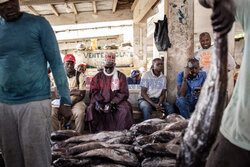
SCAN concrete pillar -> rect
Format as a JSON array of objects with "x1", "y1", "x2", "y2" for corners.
[
  {"x1": 166, "y1": 0, "x2": 194, "y2": 103},
  {"x1": 133, "y1": 23, "x2": 147, "y2": 68}
]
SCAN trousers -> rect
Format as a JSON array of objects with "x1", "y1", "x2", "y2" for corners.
[
  {"x1": 138, "y1": 98, "x2": 174, "y2": 120},
  {"x1": 0, "y1": 99, "x2": 51, "y2": 167},
  {"x1": 52, "y1": 101, "x2": 86, "y2": 134}
]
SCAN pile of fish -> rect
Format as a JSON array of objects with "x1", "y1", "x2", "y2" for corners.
[{"x1": 51, "y1": 114, "x2": 188, "y2": 167}]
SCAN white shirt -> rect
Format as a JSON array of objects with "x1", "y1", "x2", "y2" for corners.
[{"x1": 139, "y1": 70, "x2": 167, "y2": 99}]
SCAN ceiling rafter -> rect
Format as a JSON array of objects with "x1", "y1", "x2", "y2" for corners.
[
  {"x1": 26, "y1": 5, "x2": 40, "y2": 15},
  {"x1": 20, "y1": 0, "x2": 112, "y2": 6},
  {"x1": 71, "y1": 3, "x2": 78, "y2": 15},
  {"x1": 93, "y1": 1, "x2": 97, "y2": 14},
  {"x1": 49, "y1": 4, "x2": 59, "y2": 16},
  {"x1": 112, "y1": 0, "x2": 118, "y2": 13},
  {"x1": 131, "y1": 0, "x2": 138, "y2": 11}
]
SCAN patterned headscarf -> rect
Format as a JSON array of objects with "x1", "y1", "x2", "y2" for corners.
[{"x1": 103, "y1": 52, "x2": 116, "y2": 64}]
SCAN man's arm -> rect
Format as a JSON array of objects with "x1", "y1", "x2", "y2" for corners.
[
  {"x1": 158, "y1": 89, "x2": 166, "y2": 105},
  {"x1": 39, "y1": 17, "x2": 71, "y2": 105},
  {"x1": 177, "y1": 68, "x2": 190, "y2": 97},
  {"x1": 141, "y1": 87, "x2": 158, "y2": 108},
  {"x1": 70, "y1": 90, "x2": 85, "y2": 106}
]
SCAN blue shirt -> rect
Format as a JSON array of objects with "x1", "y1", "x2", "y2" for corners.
[
  {"x1": 127, "y1": 77, "x2": 141, "y2": 84},
  {"x1": 176, "y1": 70, "x2": 207, "y2": 98},
  {"x1": 0, "y1": 13, "x2": 71, "y2": 104}
]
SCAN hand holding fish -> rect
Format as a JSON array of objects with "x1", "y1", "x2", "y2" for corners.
[{"x1": 211, "y1": 0, "x2": 235, "y2": 36}]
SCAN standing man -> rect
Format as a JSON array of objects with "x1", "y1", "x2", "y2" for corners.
[
  {"x1": 175, "y1": 58, "x2": 207, "y2": 119},
  {"x1": 86, "y1": 52, "x2": 133, "y2": 132},
  {"x1": 138, "y1": 58, "x2": 174, "y2": 120},
  {"x1": 195, "y1": 32, "x2": 236, "y2": 73},
  {"x1": 52, "y1": 54, "x2": 86, "y2": 134},
  {"x1": 0, "y1": 0, "x2": 72, "y2": 167},
  {"x1": 198, "y1": 0, "x2": 250, "y2": 166}
]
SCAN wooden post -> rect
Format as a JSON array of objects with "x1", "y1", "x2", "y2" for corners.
[{"x1": 166, "y1": 0, "x2": 194, "y2": 103}]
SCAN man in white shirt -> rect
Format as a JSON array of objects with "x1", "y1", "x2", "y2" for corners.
[{"x1": 138, "y1": 58, "x2": 174, "y2": 120}]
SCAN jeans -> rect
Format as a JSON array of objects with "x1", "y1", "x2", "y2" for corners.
[
  {"x1": 138, "y1": 98, "x2": 174, "y2": 120},
  {"x1": 175, "y1": 97, "x2": 198, "y2": 119}
]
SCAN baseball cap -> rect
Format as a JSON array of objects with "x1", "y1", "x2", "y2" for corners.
[{"x1": 63, "y1": 54, "x2": 76, "y2": 63}]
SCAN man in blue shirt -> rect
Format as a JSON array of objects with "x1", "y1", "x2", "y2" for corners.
[
  {"x1": 127, "y1": 70, "x2": 141, "y2": 84},
  {"x1": 176, "y1": 58, "x2": 207, "y2": 119},
  {"x1": 0, "y1": 0, "x2": 71, "y2": 166}
]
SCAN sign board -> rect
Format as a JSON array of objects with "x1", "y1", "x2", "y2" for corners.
[{"x1": 75, "y1": 50, "x2": 134, "y2": 67}]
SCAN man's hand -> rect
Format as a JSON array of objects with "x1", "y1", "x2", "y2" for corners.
[
  {"x1": 183, "y1": 67, "x2": 191, "y2": 79},
  {"x1": 103, "y1": 103, "x2": 112, "y2": 113},
  {"x1": 211, "y1": 0, "x2": 235, "y2": 36},
  {"x1": 193, "y1": 90, "x2": 201, "y2": 96},
  {"x1": 58, "y1": 104, "x2": 72, "y2": 125},
  {"x1": 95, "y1": 102, "x2": 104, "y2": 112}
]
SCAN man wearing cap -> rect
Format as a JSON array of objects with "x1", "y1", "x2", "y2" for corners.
[
  {"x1": 86, "y1": 52, "x2": 133, "y2": 132},
  {"x1": 52, "y1": 54, "x2": 86, "y2": 134},
  {"x1": 0, "y1": 0, "x2": 71, "y2": 167}
]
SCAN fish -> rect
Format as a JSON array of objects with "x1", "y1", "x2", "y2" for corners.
[
  {"x1": 51, "y1": 130, "x2": 80, "y2": 142},
  {"x1": 65, "y1": 131, "x2": 126, "y2": 144},
  {"x1": 142, "y1": 157, "x2": 176, "y2": 167},
  {"x1": 67, "y1": 142, "x2": 133, "y2": 156},
  {"x1": 135, "y1": 131, "x2": 180, "y2": 145},
  {"x1": 163, "y1": 120, "x2": 188, "y2": 132},
  {"x1": 142, "y1": 143, "x2": 179, "y2": 157},
  {"x1": 53, "y1": 158, "x2": 93, "y2": 167},
  {"x1": 105, "y1": 135, "x2": 134, "y2": 145},
  {"x1": 176, "y1": 28, "x2": 229, "y2": 167},
  {"x1": 130, "y1": 119, "x2": 167, "y2": 135},
  {"x1": 165, "y1": 113, "x2": 186, "y2": 123},
  {"x1": 75, "y1": 148, "x2": 139, "y2": 167}
]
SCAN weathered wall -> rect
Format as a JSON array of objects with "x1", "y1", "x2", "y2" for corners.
[
  {"x1": 133, "y1": 23, "x2": 147, "y2": 68},
  {"x1": 167, "y1": 0, "x2": 194, "y2": 103}
]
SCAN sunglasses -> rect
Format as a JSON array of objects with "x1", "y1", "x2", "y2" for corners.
[{"x1": 104, "y1": 66, "x2": 114, "y2": 70}]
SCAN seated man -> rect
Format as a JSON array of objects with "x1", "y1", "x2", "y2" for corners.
[
  {"x1": 138, "y1": 58, "x2": 174, "y2": 120},
  {"x1": 86, "y1": 52, "x2": 133, "y2": 133},
  {"x1": 127, "y1": 70, "x2": 141, "y2": 84},
  {"x1": 175, "y1": 58, "x2": 207, "y2": 119},
  {"x1": 52, "y1": 54, "x2": 86, "y2": 134}
]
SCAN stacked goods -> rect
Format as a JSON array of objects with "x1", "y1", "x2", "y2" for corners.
[{"x1": 51, "y1": 114, "x2": 188, "y2": 167}]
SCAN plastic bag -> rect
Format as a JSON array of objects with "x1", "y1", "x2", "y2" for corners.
[{"x1": 154, "y1": 15, "x2": 171, "y2": 51}]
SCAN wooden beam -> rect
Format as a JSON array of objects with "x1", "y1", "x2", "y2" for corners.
[
  {"x1": 131, "y1": 0, "x2": 138, "y2": 11},
  {"x1": 71, "y1": 3, "x2": 78, "y2": 15},
  {"x1": 45, "y1": 8, "x2": 133, "y2": 26},
  {"x1": 58, "y1": 35, "x2": 120, "y2": 43},
  {"x1": 20, "y1": 0, "x2": 111, "y2": 6},
  {"x1": 49, "y1": 4, "x2": 59, "y2": 16},
  {"x1": 112, "y1": 0, "x2": 118, "y2": 13},
  {"x1": 92, "y1": 1, "x2": 97, "y2": 14},
  {"x1": 26, "y1": 5, "x2": 39, "y2": 15},
  {"x1": 133, "y1": 0, "x2": 158, "y2": 23}
]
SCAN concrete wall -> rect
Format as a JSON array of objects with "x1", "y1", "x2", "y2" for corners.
[{"x1": 166, "y1": 0, "x2": 194, "y2": 103}]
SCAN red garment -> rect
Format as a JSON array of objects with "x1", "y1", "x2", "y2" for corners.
[{"x1": 86, "y1": 71, "x2": 133, "y2": 132}]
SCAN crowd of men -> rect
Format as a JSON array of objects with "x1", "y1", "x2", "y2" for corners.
[{"x1": 1, "y1": 0, "x2": 249, "y2": 166}]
